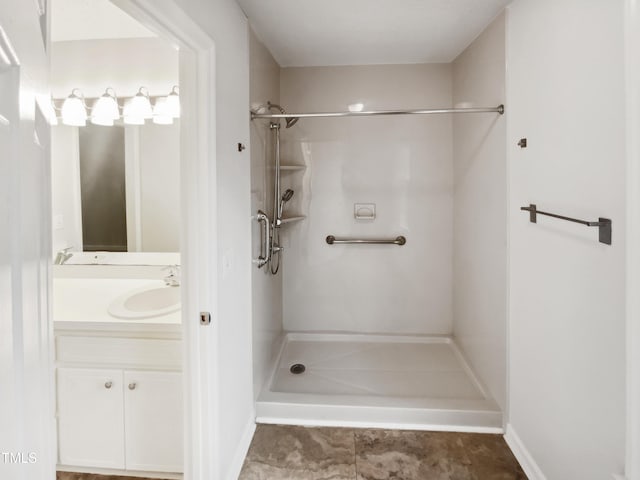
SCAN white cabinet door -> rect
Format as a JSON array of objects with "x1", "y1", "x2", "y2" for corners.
[
  {"x1": 57, "y1": 368, "x2": 125, "y2": 469},
  {"x1": 123, "y1": 370, "x2": 183, "y2": 472}
]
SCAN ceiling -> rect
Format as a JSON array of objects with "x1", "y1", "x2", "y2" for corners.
[
  {"x1": 50, "y1": 0, "x2": 156, "y2": 42},
  {"x1": 237, "y1": 0, "x2": 511, "y2": 67}
]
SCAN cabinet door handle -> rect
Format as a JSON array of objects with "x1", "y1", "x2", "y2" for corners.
[
  {"x1": 104, "y1": 381, "x2": 113, "y2": 389},
  {"x1": 128, "y1": 382, "x2": 137, "y2": 390}
]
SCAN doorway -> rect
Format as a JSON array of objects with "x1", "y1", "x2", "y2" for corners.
[{"x1": 49, "y1": 0, "x2": 217, "y2": 478}]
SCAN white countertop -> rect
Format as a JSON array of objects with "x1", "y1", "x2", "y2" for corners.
[{"x1": 53, "y1": 278, "x2": 181, "y2": 329}]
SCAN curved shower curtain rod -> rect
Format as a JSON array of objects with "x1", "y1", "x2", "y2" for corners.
[{"x1": 251, "y1": 104, "x2": 504, "y2": 120}]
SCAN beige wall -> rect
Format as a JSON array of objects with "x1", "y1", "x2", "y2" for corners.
[
  {"x1": 452, "y1": 13, "x2": 507, "y2": 411},
  {"x1": 249, "y1": 28, "x2": 283, "y2": 398},
  {"x1": 506, "y1": 0, "x2": 626, "y2": 478},
  {"x1": 172, "y1": 0, "x2": 253, "y2": 477},
  {"x1": 51, "y1": 37, "x2": 178, "y2": 98}
]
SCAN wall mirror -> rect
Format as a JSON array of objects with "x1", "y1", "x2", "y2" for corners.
[{"x1": 51, "y1": 121, "x2": 180, "y2": 264}]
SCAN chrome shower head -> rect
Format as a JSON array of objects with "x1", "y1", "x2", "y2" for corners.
[
  {"x1": 285, "y1": 117, "x2": 299, "y2": 128},
  {"x1": 266, "y1": 102, "x2": 298, "y2": 128}
]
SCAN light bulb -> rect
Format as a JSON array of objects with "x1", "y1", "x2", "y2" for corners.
[
  {"x1": 61, "y1": 89, "x2": 87, "y2": 126},
  {"x1": 123, "y1": 87, "x2": 152, "y2": 124},
  {"x1": 165, "y1": 85, "x2": 180, "y2": 118},
  {"x1": 91, "y1": 88, "x2": 119, "y2": 126},
  {"x1": 152, "y1": 97, "x2": 174, "y2": 125}
]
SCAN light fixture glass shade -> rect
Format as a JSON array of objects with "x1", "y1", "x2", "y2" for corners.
[
  {"x1": 61, "y1": 89, "x2": 87, "y2": 126},
  {"x1": 166, "y1": 86, "x2": 180, "y2": 118},
  {"x1": 91, "y1": 88, "x2": 120, "y2": 126},
  {"x1": 123, "y1": 87, "x2": 152, "y2": 124},
  {"x1": 123, "y1": 99, "x2": 145, "y2": 125},
  {"x1": 152, "y1": 97, "x2": 174, "y2": 125}
]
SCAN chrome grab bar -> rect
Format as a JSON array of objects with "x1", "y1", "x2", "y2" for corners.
[
  {"x1": 326, "y1": 235, "x2": 406, "y2": 246},
  {"x1": 253, "y1": 210, "x2": 271, "y2": 267}
]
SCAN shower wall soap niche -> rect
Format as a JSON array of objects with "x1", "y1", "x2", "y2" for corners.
[{"x1": 354, "y1": 203, "x2": 376, "y2": 221}]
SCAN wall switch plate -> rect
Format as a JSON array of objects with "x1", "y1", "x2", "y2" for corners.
[{"x1": 53, "y1": 214, "x2": 64, "y2": 230}]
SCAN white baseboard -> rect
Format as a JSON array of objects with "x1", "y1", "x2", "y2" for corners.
[
  {"x1": 504, "y1": 424, "x2": 547, "y2": 480},
  {"x1": 611, "y1": 475, "x2": 627, "y2": 480},
  {"x1": 226, "y1": 417, "x2": 256, "y2": 480}
]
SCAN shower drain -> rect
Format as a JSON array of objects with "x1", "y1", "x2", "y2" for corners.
[{"x1": 289, "y1": 363, "x2": 306, "y2": 374}]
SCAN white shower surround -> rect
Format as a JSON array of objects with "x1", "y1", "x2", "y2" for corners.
[
  {"x1": 252, "y1": 47, "x2": 508, "y2": 435},
  {"x1": 280, "y1": 63, "x2": 454, "y2": 335}
]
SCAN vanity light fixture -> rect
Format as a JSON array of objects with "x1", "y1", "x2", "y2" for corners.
[
  {"x1": 60, "y1": 88, "x2": 88, "y2": 126},
  {"x1": 90, "y1": 88, "x2": 120, "y2": 126},
  {"x1": 122, "y1": 97, "x2": 145, "y2": 125},
  {"x1": 123, "y1": 86, "x2": 153, "y2": 124},
  {"x1": 55, "y1": 86, "x2": 179, "y2": 126},
  {"x1": 152, "y1": 96, "x2": 173, "y2": 125},
  {"x1": 165, "y1": 85, "x2": 180, "y2": 118}
]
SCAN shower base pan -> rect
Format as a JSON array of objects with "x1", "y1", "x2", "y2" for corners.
[{"x1": 256, "y1": 333, "x2": 502, "y2": 433}]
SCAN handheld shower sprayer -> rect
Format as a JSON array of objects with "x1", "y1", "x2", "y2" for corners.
[{"x1": 278, "y1": 189, "x2": 294, "y2": 219}]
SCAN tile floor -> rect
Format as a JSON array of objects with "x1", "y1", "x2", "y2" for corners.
[
  {"x1": 56, "y1": 424, "x2": 527, "y2": 480},
  {"x1": 239, "y1": 425, "x2": 527, "y2": 480}
]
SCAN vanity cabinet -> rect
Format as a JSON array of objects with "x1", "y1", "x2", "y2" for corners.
[
  {"x1": 123, "y1": 370, "x2": 183, "y2": 472},
  {"x1": 57, "y1": 368, "x2": 125, "y2": 469},
  {"x1": 55, "y1": 331, "x2": 183, "y2": 475}
]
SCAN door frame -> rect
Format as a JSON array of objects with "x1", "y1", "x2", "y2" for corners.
[
  {"x1": 109, "y1": 1, "x2": 218, "y2": 478},
  {"x1": 626, "y1": 1, "x2": 640, "y2": 478}
]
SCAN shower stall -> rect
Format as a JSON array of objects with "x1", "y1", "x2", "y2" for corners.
[{"x1": 249, "y1": 34, "x2": 507, "y2": 433}]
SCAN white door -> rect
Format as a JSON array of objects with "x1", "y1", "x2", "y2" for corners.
[
  {"x1": 56, "y1": 368, "x2": 125, "y2": 469},
  {"x1": 124, "y1": 370, "x2": 183, "y2": 473},
  {"x1": 0, "y1": 38, "x2": 23, "y2": 480},
  {"x1": 0, "y1": 3, "x2": 54, "y2": 480}
]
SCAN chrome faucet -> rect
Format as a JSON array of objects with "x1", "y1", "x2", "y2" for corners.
[
  {"x1": 162, "y1": 265, "x2": 180, "y2": 287},
  {"x1": 54, "y1": 247, "x2": 74, "y2": 265}
]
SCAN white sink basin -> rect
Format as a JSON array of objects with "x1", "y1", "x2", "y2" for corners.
[{"x1": 108, "y1": 284, "x2": 181, "y2": 319}]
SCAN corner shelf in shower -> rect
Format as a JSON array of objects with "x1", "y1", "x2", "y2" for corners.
[
  {"x1": 279, "y1": 165, "x2": 306, "y2": 172},
  {"x1": 280, "y1": 215, "x2": 306, "y2": 225},
  {"x1": 277, "y1": 165, "x2": 306, "y2": 224}
]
